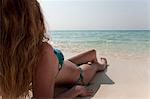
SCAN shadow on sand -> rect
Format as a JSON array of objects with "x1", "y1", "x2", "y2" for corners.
[
  {"x1": 55, "y1": 69, "x2": 114, "y2": 98},
  {"x1": 78, "y1": 69, "x2": 115, "y2": 99}
]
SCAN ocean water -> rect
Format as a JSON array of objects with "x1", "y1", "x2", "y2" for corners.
[{"x1": 49, "y1": 30, "x2": 150, "y2": 60}]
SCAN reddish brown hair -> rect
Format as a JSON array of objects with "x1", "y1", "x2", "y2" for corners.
[{"x1": 0, "y1": 0, "x2": 47, "y2": 98}]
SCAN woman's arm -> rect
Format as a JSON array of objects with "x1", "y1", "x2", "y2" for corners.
[{"x1": 32, "y1": 43, "x2": 59, "y2": 98}]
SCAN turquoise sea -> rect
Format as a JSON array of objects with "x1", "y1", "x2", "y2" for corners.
[{"x1": 50, "y1": 30, "x2": 150, "y2": 60}]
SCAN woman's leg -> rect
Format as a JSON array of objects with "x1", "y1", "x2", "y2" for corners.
[
  {"x1": 55, "y1": 59, "x2": 107, "y2": 85},
  {"x1": 68, "y1": 49, "x2": 98, "y2": 65},
  {"x1": 55, "y1": 60, "x2": 80, "y2": 85},
  {"x1": 77, "y1": 63, "x2": 102, "y2": 84}
]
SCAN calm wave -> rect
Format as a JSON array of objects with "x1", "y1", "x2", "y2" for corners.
[{"x1": 49, "y1": 30, "x2": 150, "y2": 60}]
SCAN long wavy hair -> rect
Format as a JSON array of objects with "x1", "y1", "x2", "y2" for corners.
[{"x1": 0, "y1": 0, "x2": 48, "y2": 98}]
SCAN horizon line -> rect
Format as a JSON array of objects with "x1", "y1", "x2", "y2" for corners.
[{"x1": 49, "y1": 29, "x2": 150, "y2": 31}]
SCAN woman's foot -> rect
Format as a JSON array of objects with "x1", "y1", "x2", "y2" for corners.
[{"x1": 96, "y1": 58, "x2": 108, "y2": 71}]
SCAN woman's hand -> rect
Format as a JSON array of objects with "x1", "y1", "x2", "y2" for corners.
[
  {"x1": 55, "y1": 85, "x2": 94, "y2": 98},
  {"x1": 74, "y1": 85, "x2": 94, "y2": 97}
]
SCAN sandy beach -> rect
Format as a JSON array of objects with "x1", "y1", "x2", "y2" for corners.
[
  {"x1": 64, "y1": 52, "x2": 150, "y2": 99},
  {"x1": 1, "y1": 49, "x2": 149, "y2": 99}
]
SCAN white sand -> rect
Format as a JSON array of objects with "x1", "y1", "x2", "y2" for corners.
[
  {"x1": 64, "y1": 52, "x2": 150, "y2": 99},
  {"x1": 93, "y1": 57, "x2": 150, "y2": 99}
]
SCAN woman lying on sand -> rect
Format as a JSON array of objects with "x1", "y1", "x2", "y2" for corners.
[{"x1": 0, "y1": 0, "x2": 108, "y2": 98}]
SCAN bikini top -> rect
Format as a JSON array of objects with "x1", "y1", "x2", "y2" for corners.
[{"x1": 53, "y1": 48, "x2": 64, "y2": 70}]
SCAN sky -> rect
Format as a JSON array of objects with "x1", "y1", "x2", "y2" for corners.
[{"x1": 38, "y1": 0, "x2": 150, "y2": 30}]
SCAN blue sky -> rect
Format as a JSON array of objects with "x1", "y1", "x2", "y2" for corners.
[{"x1": 38, "y1": 0, "x2": 150, "y2": 30}]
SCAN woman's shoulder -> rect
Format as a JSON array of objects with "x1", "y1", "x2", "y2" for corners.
[
  {"x1": 40, "y1": 42, "x2": 54, "y2": 53},
  {"x1": 37, "y1": 42, "x2": 58, "y2": 70},
  {"x1": 38, "y1": 42, "x2": 58, "y2": 66}
]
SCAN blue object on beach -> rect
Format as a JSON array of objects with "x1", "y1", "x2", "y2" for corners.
[{"x1": 54, "y1": 48, "x2": 64, "y2": 68}]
